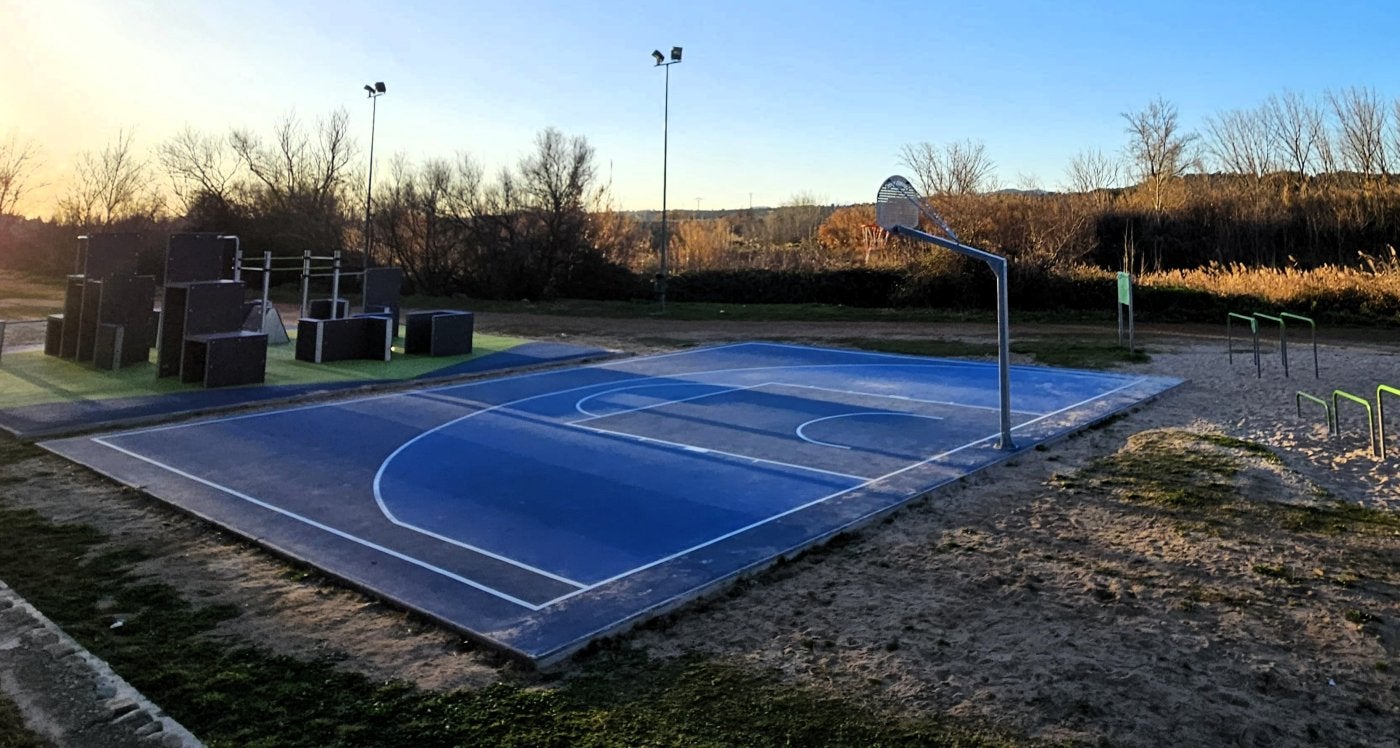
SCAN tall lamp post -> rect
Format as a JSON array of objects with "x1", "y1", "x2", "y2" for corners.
[
  {"x1": 362, "y1": 81, "x2": 386, "y2": 275},
  {"x1": 651, "y1": 46, "x2": 681, "y2": 310}
]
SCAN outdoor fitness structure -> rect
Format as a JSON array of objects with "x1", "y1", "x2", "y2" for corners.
[
  {"x1": 228, "y1": 242, "x2": 419, "y2": 364},
  {"x1": 1228, "y1": 310, "x2": 1318, "y2": 379},
  {"x1": 1228, "y1": 308, "x2": 1400, "y2": 460},
  {"x1": 1297, "y1": 384, "x2": 1400, "y2": 459},
  {"x1": 876, "y1": 175, "x2": 1013, "y2": 449},
  {"x1": 21, "y1": 232, "x2": 462, "y2": 389}
]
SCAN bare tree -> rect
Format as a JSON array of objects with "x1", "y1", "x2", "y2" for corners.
[
  {"x1": 1122, "y1": 97, "x2": 1200, "y2": 215},
  {"x1": 376, "y1": 155, "x2": 464, "y2": 292},
  {"x1": 761, "y1": 191, "x2": 831, "y2": 246},
  {"x1": 1204, "y1": 106, "x2": 1276, "y2": 184},
  {"x1": 1264, "y1": 90, "x2": 1325, "y2": 191},
  {"x1": 228, "y1": 110, "x2": 357, "y2": 250},
  {"x1": 898, "y1": 142, "x2": 939, "y2": 195},
  {"x1": 1014, "y1": 172, "x2": 1043, "y2": 192},
  {"x1": 0, "y1": 134, "x2": 41, "y2": 216},
  {"x1": 1063, "y1": 148, "x2": 1121, "y2": 203},
  {"x1": 157, "y1": 125, "x2": 240, "y2": 212},
  {"x1": 899, "y1": 139, "x2": 996, "y2": 195},
  {"x1": 58, "y1": 129, "x2": 163, "y2": 227},
  {"x1": 516, "y1": 127, "x2": 598, "y2": 292},
  {"x1": 230, "y1": 110, "x2": 356, "y2": 207},
  {"x1": 1327, "y1": 86, "x2": 1388, "y2": 178}
]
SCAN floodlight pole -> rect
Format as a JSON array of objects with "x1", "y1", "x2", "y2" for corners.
[
  {"x1": 363, "y1": 82, "x2": 386, "y2": 282},
  {"x1": 652, "y1": 46, "x2": 682, "y2": 310}
]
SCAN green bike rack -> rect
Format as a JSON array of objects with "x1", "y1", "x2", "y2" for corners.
[
  {"x1": 1227, "y1": 313, "x2": 1259, "y2": 377},
  {"x1": 1279, "y1": 312, "x2": 1318, "y2": 378},
  {"x1": 1332, "y1": 389, "x2": 1378, "y2": 458},
  {"x1": 1253, "y1": 312, "x2": 1288, "y2": 377},
  {"x1": 1378, "y1": 384, "x2": 1400, "y2": 459},
  {"x1": 1295, "y1": 391, "x2": 1333, "y2": 435}
]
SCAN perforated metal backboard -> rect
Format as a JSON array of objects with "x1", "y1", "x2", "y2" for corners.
[{"x1": 875, "y1": 175, "x2": 959, "y2": 241}]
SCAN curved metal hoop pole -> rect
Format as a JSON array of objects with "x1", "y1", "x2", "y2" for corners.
[{"x1": 875, "y1": 175, "x2": 1013, "y2": 450}]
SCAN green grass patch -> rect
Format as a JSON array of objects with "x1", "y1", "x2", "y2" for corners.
[
  {"x1": 1251, "y1": 563, "x2": 1300, "y2": 582},
  {"x1": 0, "y1": 333, "x2": 530, "y2": 410},
  {"x1": 0, "y1": 492, "x2": 1038, "y2": 747},
  {"x1": 828, "y1": 338, "x2": 1148, "y2": 369},
  {"x1": 0, "y1": 270, "x2": 64, "y2": 321},
  {"x1": 1344, "y1": 609, "x2": 1378, "y2": 626},
  {"x1": 0, "y1": 696, "x2": 51, "y2": 748},
  {"x1": 1265, "y1": 501, "x2": 1400, "y2": 535},
  {"x1": 1058, "y1": 430, "x2": 1400, "y2": 540},
  {"x1": 1055, "y1": 430, "x2": 1246, "y2": 510},
  {"x1": 832, "y1": 338, "x2": 1001, "y2": 359},
  {"x1": 454, "y1": 297, "x2": 1121, "y2": 326}
]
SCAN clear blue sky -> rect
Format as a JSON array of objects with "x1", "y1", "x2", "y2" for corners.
[{"x1": 4, "y1": 0, "x2": 1399, "y2": 216}]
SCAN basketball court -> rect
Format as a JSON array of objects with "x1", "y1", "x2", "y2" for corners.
[{"x1": 43, "y1": 341, "x2": 1179, "y2": 665}]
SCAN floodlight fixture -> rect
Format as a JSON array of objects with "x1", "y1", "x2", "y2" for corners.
[
  {"x1": 651, "y1": 44, "x2": 683, "y2": 310},
  {"x1": 363, "y1": 80, "x2": 388, "y2": 287}
]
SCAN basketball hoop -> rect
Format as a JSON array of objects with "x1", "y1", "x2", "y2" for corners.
[{"x1": 875, "y1": 175, "x2": 1015, "y2": 450}]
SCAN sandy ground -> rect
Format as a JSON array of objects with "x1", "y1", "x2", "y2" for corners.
[{"x1": 1, "y1": 314, "x2": 1397, "y2": 746}]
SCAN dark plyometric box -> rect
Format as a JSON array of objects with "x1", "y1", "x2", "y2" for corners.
[
  {"x1": 157, "y1": 281, "x2": 248, "y2": 378},
  {"x1": 306, "y1": 298, "x2": 349, "y2": 320},
  {"x1": 76, "y1": 281, "x2": 103, "y2": 361},
  {"x1": 93, "y1": 324, "x2": 123, "y2": 371},
  {"x1": 58, "y1": 276, "x2": 85, "y2": 359},
  {"x1": 295, "y1": 315, "x2": 393, "y2": 363},
  {"x1": 92, "y1": 323, "x2": 151, "y2": 371},
  {"x1": 404, "y1": 310, "x2": 473, "y2": 357},
  {"x1": 165, "y1": 233, "x2": 227, "y2": 284},
  {"x1": 45, "y1": 315, "x2": 64, "y2": 356},
  {"x1": 181, "y1": 331, "x2": 268, "y2": 388},
  {"x1": 76, "y1": 276, "x2": 156, "y2": 365},
  {"x1": 80, "y1": 233, "x2": 141, "y2": 280},
  {"x1": 363, "y1": 267, "x2": 403, "y2": 334}
]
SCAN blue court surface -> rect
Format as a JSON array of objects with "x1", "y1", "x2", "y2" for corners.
[{"x1": 43, "y1": 342, "x2": 1180, "y2": 665}]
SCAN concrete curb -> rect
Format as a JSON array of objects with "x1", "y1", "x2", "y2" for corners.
[{"x1": 0, "y1": 580, "x2": 203, "y2": 747}]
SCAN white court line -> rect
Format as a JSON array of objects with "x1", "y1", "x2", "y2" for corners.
[
  {"x1": 794, "y1": 412, "x2": 944, "y2": 449},
  {"x1": 566, "y1": 422, "x2": 873, "y2": 482},
  {"x1": 572, "y1": 382, "x2": 765, "y2": 421},
  {"x1": 91, "y1": 437, "x2": 551, "y2": 611},
  {"x1": 91, "y1": 341, "x2": 765, "y2": 440},
  {"x1": 95, "y1": 341, "x2": 1153, "y2": 610},
  {"x1": 97, "y1": 344, "x2": 987, "y2": 441},
  {"x1": 537, "y1": 375, "x2": 1156, "y2": 608},
  {"x1": 774, "y1": 381, "x2": 1046, "y2": 416}
]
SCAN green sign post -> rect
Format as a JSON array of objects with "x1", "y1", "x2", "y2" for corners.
[{"x1": 1116, "y1": 271, "x2": 1134, "y2": 353}]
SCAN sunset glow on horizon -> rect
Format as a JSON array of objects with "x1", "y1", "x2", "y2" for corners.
[{"x1": 5, "y1": 0, "x2": 1400, "y2": 218}]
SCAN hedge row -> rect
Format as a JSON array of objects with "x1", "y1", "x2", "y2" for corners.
[
  {"x1": 652, "y1": 268, "x2": 1253, "y2": 322},
  {"x1": 563, "y1": 265, "x2": 1398, "y2": 325}
]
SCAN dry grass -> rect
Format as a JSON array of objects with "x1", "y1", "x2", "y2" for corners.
[
  {"x1": 0, "y1": 270, "x2": 64, "y2": 321},
  {"x1": 1139, "y1": 252, "x2": 1400, "y2": 309}
]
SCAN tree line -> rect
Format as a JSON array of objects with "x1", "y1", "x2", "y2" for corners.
[{"x1": 4, "y1": 86, "x2": 1400, "y2": 301}]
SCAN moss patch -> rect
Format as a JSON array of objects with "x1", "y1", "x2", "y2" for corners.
[{"x1": 0, "y1": 696, "x2": 52, "y2": 748}]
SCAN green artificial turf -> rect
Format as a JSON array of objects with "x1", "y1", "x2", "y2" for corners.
[{"x1": 0, "y1": 333, "x2": 530, "y2": 410}]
